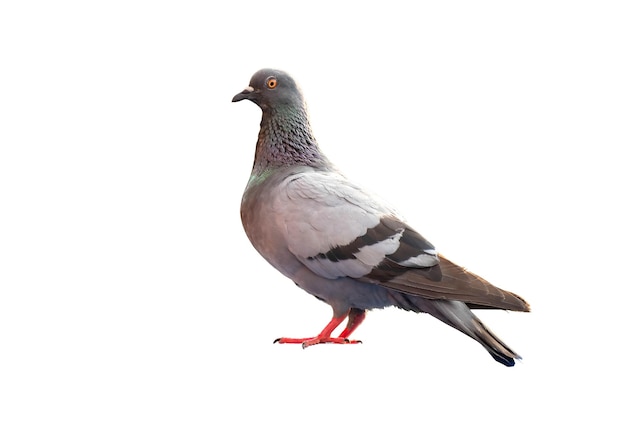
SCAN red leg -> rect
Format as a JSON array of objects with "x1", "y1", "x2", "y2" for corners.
[
  {"x1": 338, "y1": 308, "x2": 366, "y2": 339},
  {"x1": 274, "y1": 308, "x2": 365, "y2": 348}
]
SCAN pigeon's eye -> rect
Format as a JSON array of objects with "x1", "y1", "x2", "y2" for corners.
[{"x1": 266, "y1": 77, "x2": 278, "y2": 89}]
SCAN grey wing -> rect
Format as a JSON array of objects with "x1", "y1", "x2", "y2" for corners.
[
  {"x1": 276, "y1": 170, "x2": 530, "y2": 312},
  {"x1": 276, "y1": 170, "x2": 439, "y2": 280}
]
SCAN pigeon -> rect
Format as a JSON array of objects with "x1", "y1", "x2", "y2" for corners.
[{"x1": 232, "y1": 68, "x2": 530, "y2": 366}]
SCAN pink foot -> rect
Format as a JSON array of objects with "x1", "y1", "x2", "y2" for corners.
[
  {"x1": 273, "y1": 309, "x2": 366, "y2": 348},
  {"x1": 274, "y1": 336, "x2": 362, "y2": 348}
]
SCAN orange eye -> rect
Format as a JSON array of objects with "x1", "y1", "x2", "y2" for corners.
[{"x1": 266, "y1": 77, "x2": 278, "y2": 89}]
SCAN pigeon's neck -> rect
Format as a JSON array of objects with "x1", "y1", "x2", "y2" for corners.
[{"x1": 252, "y1": 104, "x2": 329, "y2": 174}]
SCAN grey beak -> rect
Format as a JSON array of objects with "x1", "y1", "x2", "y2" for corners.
[{"x1": 232, "y1": 86, "x2": 254, "y2": 102}]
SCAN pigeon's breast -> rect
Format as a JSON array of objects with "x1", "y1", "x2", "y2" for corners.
[{"x1": 240, "y1": 169, "x2": 304, "y2": 280}]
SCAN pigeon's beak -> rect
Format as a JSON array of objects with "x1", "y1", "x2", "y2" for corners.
[{"x1": 232, "y1": 86, "x2": 255, "y2": 102}]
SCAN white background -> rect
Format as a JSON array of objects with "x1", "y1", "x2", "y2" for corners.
[{"x1": 1, "y1": 1, "x2": 625, "y2": 446}]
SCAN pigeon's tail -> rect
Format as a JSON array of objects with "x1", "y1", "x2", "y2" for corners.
[{"x1": 403, "y1": 295, "x2": 521, "y2": 367}]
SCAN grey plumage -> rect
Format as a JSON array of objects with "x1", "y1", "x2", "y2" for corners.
[{"x1": 233, "y1": 68, "x2": 530, "y2": 366}]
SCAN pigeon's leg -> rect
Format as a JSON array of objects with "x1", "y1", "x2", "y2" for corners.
[
  {"x1": 337, "y1": 308, "x2": 366, "y2": 339},
  {"x1": 274, "y1": 308, "x2": 364, "y2": 348}
]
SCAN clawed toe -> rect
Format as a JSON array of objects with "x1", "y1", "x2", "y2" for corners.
[{"x1": 274, "y1": 337, "x2": 362, "y2": 348}]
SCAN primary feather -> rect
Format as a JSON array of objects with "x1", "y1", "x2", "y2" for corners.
[{"x1": 233, "y1": 68, "x2": 529, "y2": 366}]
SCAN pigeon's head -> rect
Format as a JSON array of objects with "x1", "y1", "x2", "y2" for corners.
[{"x1": 232, "y1": 68, "x2": 304, "y2": 110}]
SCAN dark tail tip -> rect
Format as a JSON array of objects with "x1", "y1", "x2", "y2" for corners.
[{"x1": 490, "y1": 351, "x2": 518, "y2": 367}]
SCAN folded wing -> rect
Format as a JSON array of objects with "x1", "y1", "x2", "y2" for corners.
[{"x1": 277, "y1": 169, "x2": 529, "y2": 312}]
